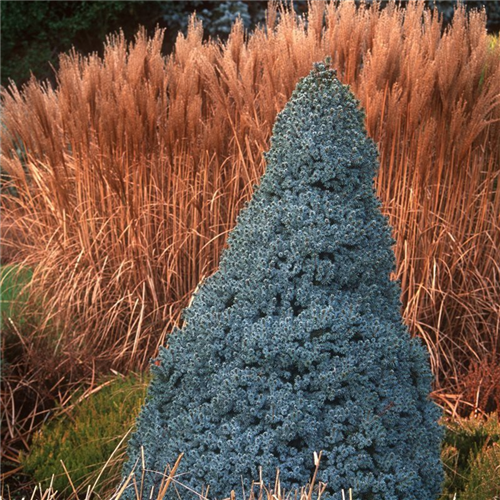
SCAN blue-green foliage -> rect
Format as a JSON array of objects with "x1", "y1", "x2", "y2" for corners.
[
  {"x1": 186, "y1": 1, "x2": 253, "y2": 37},
  {"x1": 122, "y1": 64, "x2": 443, "y2": 500},
  {"x1": 159, "y1": 1, "x2": 262, "y2": 37}
]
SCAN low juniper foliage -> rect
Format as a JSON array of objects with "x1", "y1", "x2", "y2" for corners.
[{"x1": 122, "y1": 63, "x2": 443, "y2": 500}]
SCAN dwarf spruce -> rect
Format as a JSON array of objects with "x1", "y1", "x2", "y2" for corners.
[{"x1": 122, "y1": 63, "x2": 443, "y2": 499}]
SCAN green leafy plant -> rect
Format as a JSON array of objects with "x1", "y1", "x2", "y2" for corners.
[{"x1": 21, "y1": 373, "x2": 148, "y2": 497}]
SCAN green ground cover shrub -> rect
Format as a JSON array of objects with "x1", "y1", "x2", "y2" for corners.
[
  {"x1": 21, "y1": 373, "x2": 148, "y2": 496},
  {"x1": 122, "y1": 64, "x2": 443, "y2": 500},
  {"x1": 441, "y1": 413, "x2": 500, "y2": 500}
]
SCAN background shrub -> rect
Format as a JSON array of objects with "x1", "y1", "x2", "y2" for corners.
[
  {"x1": 157, "y1": 1, "x2": 266, "y2": 39},
  {"x1": 21, "y1": 373, "x2": 148, "y2": 496},
  {"x1": 0, "y1": 0, "x2": 162, "y2": 85}
]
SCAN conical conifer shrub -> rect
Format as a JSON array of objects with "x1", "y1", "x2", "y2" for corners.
[{"x1": 122, "y1": 63, "x2": 443, "y2": 500}]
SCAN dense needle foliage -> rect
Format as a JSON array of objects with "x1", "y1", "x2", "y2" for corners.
[{"x1": 123, "y1": 64, "x2": 443, "y2": 500}]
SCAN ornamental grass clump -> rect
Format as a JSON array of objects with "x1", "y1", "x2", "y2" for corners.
[{"x1": 122, "y1": 64, "x2": 443, "y2": 500}]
